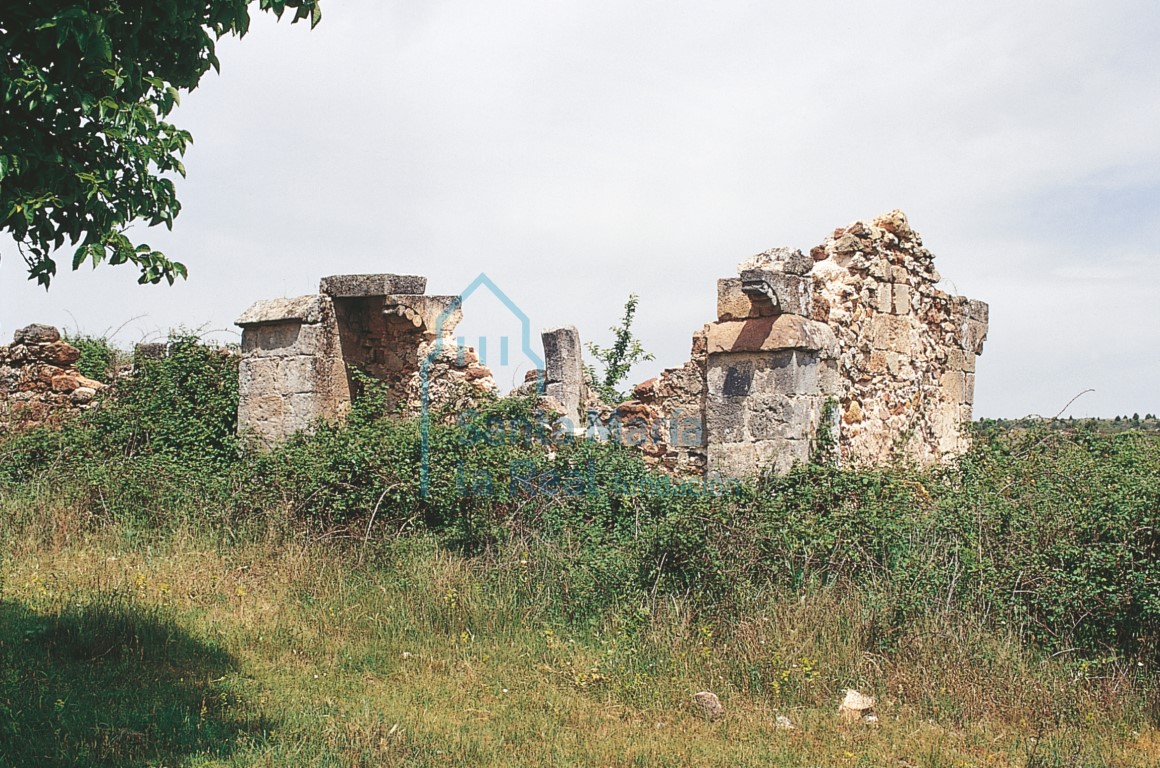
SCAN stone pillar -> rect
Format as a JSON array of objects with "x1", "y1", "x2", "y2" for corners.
[
  {"x1": 235, "y1": 295, "x2": 348, "y2": 447},
  {"x1": 703, "y1": 249, "x2": 839, "y2": 477},
  {"x1": 541, "y1": 326, "x2": 584, "y2": 427},
  {"x1": 704, "y1": 315, "x2": 838, "y2": 477}
]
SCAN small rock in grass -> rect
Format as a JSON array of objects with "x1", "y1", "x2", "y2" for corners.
[
  {"x1": 775, "y1": 714, "x2": 795, "y2": 730},
  {"x1": 838, "y1": 689, "x2": 876, "y2": 722},
  {"x1": 692, "y1": 691, "x2": 724, "y2": 721}
]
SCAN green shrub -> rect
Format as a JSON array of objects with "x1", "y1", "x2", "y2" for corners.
[
  {"x1": 934, "y1": 425, "x2": 1160, "y2": 654},
  {"x1": 0, "y1": 333, "x2": 240, "y2": 524},
  {"x1": 62, "y1": 333, "x2": 121, "y2": 382}
]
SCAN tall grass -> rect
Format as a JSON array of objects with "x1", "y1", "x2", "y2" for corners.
[{"x1": 1, "y1": 505, "x2": 1155, "y2": 767}]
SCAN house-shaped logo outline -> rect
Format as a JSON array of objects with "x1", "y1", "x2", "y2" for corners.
[{"x1": 419, "y1": 272, "x2": 546, "y2": 496}]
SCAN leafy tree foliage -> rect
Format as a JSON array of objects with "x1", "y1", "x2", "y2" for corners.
[{"x1": 0, "y1": 0, "x2": 321, "y2": 287}]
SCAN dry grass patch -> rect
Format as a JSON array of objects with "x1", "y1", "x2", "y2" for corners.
[{"x1": 2, "y1": 512, "x2": 1155, "y2": 767}]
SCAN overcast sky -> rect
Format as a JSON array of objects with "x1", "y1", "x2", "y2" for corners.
[{"x1": 3, "y1": 0, "x2": 1158, "y2": 417}]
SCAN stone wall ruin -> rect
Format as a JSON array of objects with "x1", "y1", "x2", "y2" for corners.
[
  {"x1": 605, "y1": 210, "x2": 988, "y2": 473},
  {"x1": 234, "y1": 210, "x2": 987, "y2": 476},
  {"x1": 0, "y1": 324, "x2": 107, "y2": 432},
  {"x1": 236, "y1": 274, "x2": 498, "y2": 446}
]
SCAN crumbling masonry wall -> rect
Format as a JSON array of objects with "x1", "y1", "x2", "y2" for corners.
[
  {"x1": 610, "y1": 210, "x2": 988, "y2": 474},
  {"x1": 234, "y1": 210, "x2": 987, "y2": 476},
  {"x1": 808, "y1": 210, "x2": 987, "y2": 466},
  {"x1": 0, "y1": 324, "x2": 106, "y2": 432},
  {"x1": 607, "y1": 247, "x2": 841, "y2": 477},
  {"x1": 236, "y1": 274, "x2": 497, "y2": 446}
]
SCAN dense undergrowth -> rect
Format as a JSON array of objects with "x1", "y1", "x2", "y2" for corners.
[
  {"x1": 2, "y1": 336, "x2": 1157, "y2": 662},
  {"x1": 1, "y1": 337, "x2": 1158, "y2": 765}
]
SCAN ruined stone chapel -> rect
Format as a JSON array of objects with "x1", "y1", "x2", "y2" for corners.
[{"x1": 233, "y1": 210, "x2": 988, "y2": 479}]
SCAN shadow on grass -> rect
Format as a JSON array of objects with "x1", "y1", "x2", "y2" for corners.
[{"x1": 0, "y1": 596, "x2": 269, "y2": 767}]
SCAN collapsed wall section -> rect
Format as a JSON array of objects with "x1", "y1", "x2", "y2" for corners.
[
  {"x1": 235, "y1": 274, "x2": 499, "y2": 445},
  {"x1": 322, "y1": 273, "x2": 432, "y2": 412},
  {"x1": 609, "y1": 332, "x2": 708, "y2": 475},
  {"x1": 0, "y1": 324, "x2": 107, "y2": 431},
  {"x1": 232, "y1": 212, "x2": 988, "y2": 475},
  {"x1": 809, "y1": 210, "x2": 987, "y2": 466},
  {"x1": 613, "y1": 210, "x2": 988, "y2": 477}
]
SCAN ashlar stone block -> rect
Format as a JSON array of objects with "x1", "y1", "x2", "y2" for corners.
[
  {"x1": 320, "y1": 274, "x2": 427, "y2": 298},
  {"x1": 542, "y1": 326, "x2": 584, "y2": 420}
]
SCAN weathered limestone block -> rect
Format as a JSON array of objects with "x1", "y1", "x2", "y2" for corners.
[
  {"x1": 717, "y1": 279, "x2": 773, "y2": 321},
  {"x1": 739, "y1": 246, "x2": 813, "y2": 276},
  {"x1": 320, "y1": 273, "x2": 427, "y2": 298},
  {"x1": 705, "y1": 314, "x2": 838, "y2": 355},
  {"x1": 51, "y1": 373, "x2": 81, "y2": 393},
  {"x1": 892, "y1": 284, "x2": 911, "y2": 315},
  {"x1": 71, "y1": 387, "x2": 97, "y2": 404},
  {"x1": 738, "y1": 270, "x2": 813, "y2": 317},
  {"x1": 875, "y1": 283, "x2": 893, "y2": 314},
  {"x1": 542, "y1": 326, "x2": 584, "y2": 425},
  {"x1": 942, "y1": 371, "x2": 967, "y2": 400},
  {"x1": 709, "y1": 437, "x2": 810, "y2": 478},
  {"x1": 12, "y1": 324, "x2": 60, "y2": 345},
  {"x1": 961, "y1": 318, "x2": 988, "y2": 355},
  {"x1": 945, "y1": 348, "x2": 976, "y2": 374},
  {"x1": 966, "y1": 298, "x2": 989, "y2": 324},
  {"x1": 236, "y1": 295, "x2": 348, "y2": 447},
  {"x1": 40, "y1": 341, "x2": 82, "y2": 367},
  {"x1": 237, "y1": 295, "x2": 329, "y2": 327},
  {"x1": 384, "y1": 295, "x2": 463, "y2": 341},
  {"x1": 282, "y1": 356, "x2": 327, "y2": 395},
  {"x1": 780, "y1": 249, "x2": 814, "y2": 276},
  {"x1": 867, "y1": 314, "x2": 913, "y2": 354},
  {"x1": 716, "y1": 273, "x2": 813, "y2": 321}
]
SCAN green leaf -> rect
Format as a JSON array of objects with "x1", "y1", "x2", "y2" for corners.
[{"x1": 1, "y1": 0, "x2": 324, "y2": 288}]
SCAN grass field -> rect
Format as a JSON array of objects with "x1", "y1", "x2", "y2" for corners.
[{"x1": 2, "y1": 506, "x2": 1155, "y2": 767}]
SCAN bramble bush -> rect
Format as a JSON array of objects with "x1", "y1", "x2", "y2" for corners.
[
  {"x1": 0, "y1": 333, "x2": 240, "y2": 521},
  {"x1": 62, "y1": 333, "x2": 121, "y2": 382},
  {"x1": 1, "y1": 336, "x2": 1157, "y2": 660}
]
